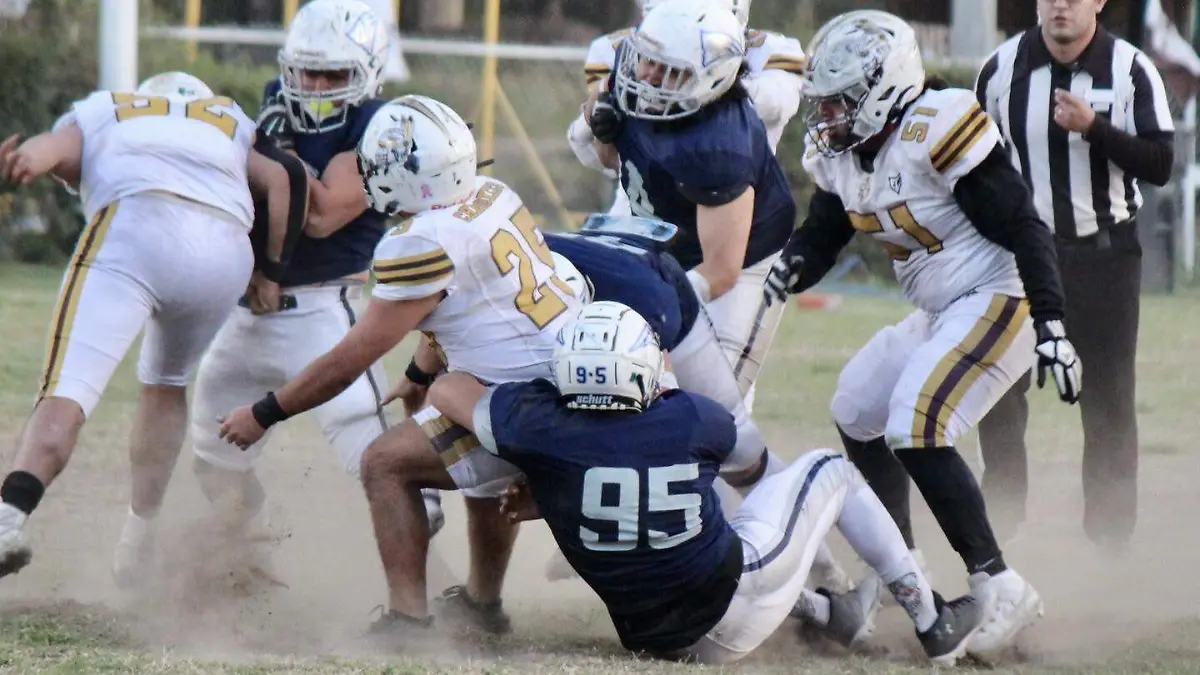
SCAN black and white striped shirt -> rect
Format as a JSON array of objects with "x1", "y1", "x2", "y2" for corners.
[{"x1": 975, "y1": 26, "x2": 1175, "y2": 239}]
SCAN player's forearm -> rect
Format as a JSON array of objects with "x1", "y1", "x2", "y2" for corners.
[
  {"x1": 953, "y1": 147, "x2": 1066, "y2": 321},
  {"x1": 304, "y1": 175, "x2": 367, "y2": 238},
  {"x1": 413, "y1": 335, "x2": 444, "y2": 375},
  {"x1": 593, "y1": 140, "x2": 619, "y2": 172},
  {"x1": 693, "y1": 188, "x2": 756, "y2": 299},
  {"x1": 784, "y1": 188, "x2": 856, "y2": 292},
  {"x1": 275, "y1": 349, "x2": 371, "y2": 419},
  {"x1": 568, "y1": 114, "x2": 616, "y2": 177},
  {"x1": 38, "y1": 127, "x2": 83, "y2": 184},
  {"x1": 1084, "y1": 120, "x2": 1174, "y2": 187}
]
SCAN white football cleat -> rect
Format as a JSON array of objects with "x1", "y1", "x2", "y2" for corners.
[
  {"x1": 808, "y1": 545, "x2": 853, "y2": 594},
  {"x1": 0, "y1": 504, "x2": 31, "y2": 580},
  {"x1": 965, "y1": 568, "x2": 1044, "y2": 662},
  {"x1": 422, "y1": 489, "x2": 445, "y2": 538}
]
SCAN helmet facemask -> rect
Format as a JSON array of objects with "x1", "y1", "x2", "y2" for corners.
[{"x1": 279, "y1": 61, "x2": 370, "y2": 133}]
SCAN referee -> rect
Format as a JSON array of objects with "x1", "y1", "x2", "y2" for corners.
[{"x1": 974, "y1": 0, "x2": 1175, "y2": 550}]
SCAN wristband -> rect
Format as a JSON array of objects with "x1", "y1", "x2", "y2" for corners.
[
  {"x1": 251, "y1": 391, "x2": 291, "y2": 430},
  {"x1": 258, "y1": 259, "x2": 287, "y2": 284},
  {"x1": 406, "y1": 358, "x2": 438, "y2": 387},
  {"x1": 686, "y1": 269, "x2": 713, "y2": 304}
]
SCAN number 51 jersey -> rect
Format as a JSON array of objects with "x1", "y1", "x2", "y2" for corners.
[
  {"x1": 803, "y1": 88, "x2": 1025, "y2": 314},
  {"x1": 371, "y1": 176, "x2": 584, "y2": 384},
  {"x1": 60, "y1": 90, "x2": 256, "y2": 229}
]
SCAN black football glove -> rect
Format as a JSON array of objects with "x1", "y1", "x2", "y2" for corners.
[
  {"x1": 763, "y1": 253, "x2": 804, "y2": 307},
  {"x1": 256, "y1": 93, "x2": 296, "y2": 151},
  {"x1": 589, "y1": 92, "x2": 625, "y2": 145},
  {"x1": 1034, "y1": 319, "x2": 1081, "y2": 404}
]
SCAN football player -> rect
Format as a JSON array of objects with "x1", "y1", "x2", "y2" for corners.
[
  {"x1": 424, "y1": 301, "x2": 985, "y2": 666},
  {"x1": 586, "y1": 0, "x2": 794, "y2": 416},
  {"x1": 217, "y1": 95, "x2": 584, "y2": 636},
  {"x1": 156, "y1": 0, "x2": 425, "y2": 588},
  {"x1": 568, "y1": 0, "x2": 806, "y2": 215},
  {"x1": 0, "y1": 71, "x2": 300, "y2": 582},
  {"x1": 763, "y1": 12, "x2": 1081, "y2": 663},
  {"x1": 535, "y1": 219, "x2": 847, "y2": 591}
]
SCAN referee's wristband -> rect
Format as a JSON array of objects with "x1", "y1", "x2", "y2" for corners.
[
  {"x1": 251, "y1": 391, "x2": 291, "y2": 430},
  {"x1": 406, "y1": 358, "x2": 438, "y2": 387}
]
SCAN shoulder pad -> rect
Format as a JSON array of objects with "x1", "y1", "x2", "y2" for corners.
[
  {"x1": 371, "y1": 223, "x2": 455, "y2": 301},
  {"x1": 897, "y1": 88, "x2": 999, "y2": 182},
  {"x1": 747, "y1": 29, "x2": 807, "y2": 75}
]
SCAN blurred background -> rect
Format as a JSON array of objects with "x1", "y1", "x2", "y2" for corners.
[{"x1": 0, "y1": 0, "x2": 1196, "y2": 292}]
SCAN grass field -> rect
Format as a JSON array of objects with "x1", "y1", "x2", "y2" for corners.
[{"x1": 0, "y1": 262, "x2": 1197, "y2": 674}]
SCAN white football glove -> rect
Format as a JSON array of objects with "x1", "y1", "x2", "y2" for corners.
[
  {"x1": 763, "y1": 254, "x2": 802, "y2": 307},
  {"x1": 1034, "y1": 319, "x2": 1081, "y2": 404}
]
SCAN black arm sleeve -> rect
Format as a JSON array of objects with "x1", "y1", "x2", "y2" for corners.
[
  {"x1": 783, "y1": 187, "x2": 857, "y2": 293},
  {"x1": 1083, "y1": 119, "x2": 1174, "y2": 187},
  {"x1": 252, "y1": 138, "x2": 310, "y2": 280},
  {"x1": 953, "y1": 146, "x2": 1066, "y2": 322}
]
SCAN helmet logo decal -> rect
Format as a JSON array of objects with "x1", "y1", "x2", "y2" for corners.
[
  {"x1": 700, "y1": 30, "x2": 743, "y2": 68},
  {"x1": 345, "y1": 11, "x2": 383, "y2": 59}
]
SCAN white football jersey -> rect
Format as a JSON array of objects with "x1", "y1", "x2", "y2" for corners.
[
  {"x1": 803, "y1": 88, "x2": 1024, "y2": 314},
  {"x1": 62, "y1": 90, "x2": 255, "y2": 228},
  {"x1": 371, "y1": 176, "x2": 584, "y2": 384},
  {"x1": 583, "y1": 27, "x2": 805, "y2": 151}
]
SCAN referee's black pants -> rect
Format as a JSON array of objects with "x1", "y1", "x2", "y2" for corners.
[{"x1": 978, "y1": 222, "x2": 1141, "y2": 547}]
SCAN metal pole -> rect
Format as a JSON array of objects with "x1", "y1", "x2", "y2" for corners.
[
  {"x1": 950, "y1": 0, "x2": 998, "y2": 61},
  {"x1": 284, "y1": 0, "x2": 300, "y2": 28},
  {"x1": 495, "y1": 83, "x2": 573, "y2": 228},
  {"x1": 185, "y1": 0, "x2": 202, "y2": 64},
  {"x1": 479, "y1": 0, "x2": 500, "y2": 176},
  {"x1": 99, "y1": 0, "x2": 138, "y2": 92}
]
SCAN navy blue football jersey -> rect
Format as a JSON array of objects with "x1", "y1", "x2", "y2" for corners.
[
  {"x1": 258, "y1": 80, "x2": 388, "y2": 287},
  {"x1": 484, "y1": 380, "x2": 741, "y2": 651},
  {"x1": 545, "y1": 231, "x2": 698, "y2": 351},
  {"x1": 607, "y1": 65, "x2": 797, "y2": 270}
]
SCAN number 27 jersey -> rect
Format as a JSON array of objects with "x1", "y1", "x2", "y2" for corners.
[
  {"x1": 371, "y1": 177, "x2": 584, "y2": 384},
  {"x1": 803, "y1": 88, "x2": 1025, "y2": 313}
]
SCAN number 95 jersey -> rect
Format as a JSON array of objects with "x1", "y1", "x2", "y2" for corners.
[
  {"x1": 803, "y1": 88, "x2": 1025, "y2": 314},
  {"x1": 370, "y1": 176, "x2": 584, "y2": 384},
  {"x1": 58, "y1": 90, "x2": 255, "y2": 229}
]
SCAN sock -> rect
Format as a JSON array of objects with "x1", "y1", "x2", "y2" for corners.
[
  {"x1": 895, "y1": 446, "x2": 1006, "y2": 576},
  {"x1": 796, "y1": 588, "x2": 831, "y2": 626},
  {"x1": 838, "y1": 427, "x2": 915, "y2": 549},
  {"x1": 0, "y1": 471, "x2": 45, "y2": 516},
  {"x1": 119, "y1": 507, "x2": 155, "y2": 544},
  {"x1": 837, "y1": 482, "x2": 939, "y2": 632}
]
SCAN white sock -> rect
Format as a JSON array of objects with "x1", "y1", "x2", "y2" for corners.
[
  {"x1": 837, "y1": 484, "x2": 938, "y2": 632},
  {"x1": 120, "y1": 507, "x2": 155, "y2": 544},
  {"x1": 797, "y1": 588, "x2": 831, "y2": 626}
]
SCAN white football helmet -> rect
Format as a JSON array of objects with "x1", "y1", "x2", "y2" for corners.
[
  {"x1": 357, "y1": 95, "x2": 476, "y2": 217},
  {"x1": 278, "y1": 0, "x2": 389, "y2": 133},
  {"x1": 614, "y1": 0, "x2": 746, "y2": 121},
  {"x1": 641, "y1": 0, "x2": 749, "y2": 30},
  {"x1": 553, "y1": 301, "x2": 664, "y2": 412},
  {"x1": 802, "y1": 10, "x2": 924, "y2": 157},
  {"x1": 551, "y1": 251, "x2": 594, "y2": 304},
  {"x1": 135, "y1": 71, "x2": 213, "y2": 100}
]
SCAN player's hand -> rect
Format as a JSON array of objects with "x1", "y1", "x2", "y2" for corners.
[
  {"x1": 218, "y1": 405, "x2": 267, "y2": 450},
  {"x1": 257, "y1": 93, "x2": 296, "y2": 151},
  {"x1": 0, "y1": 133, "x2": 57, "y2": 186},
  {"x1": 589, "y1": 92, "x2": 624, "y2": 145},
  {"x1": 499, "y1": 480, "x2": 540, "y2": 524},
  {"x1": 383, "y1": 378, "x2": 428, "y2": 417},
  {"x1": 1035, "y1": 319, "x2": 1081, "y2": 404},
  {"x1": 245, "y1": 271, "x2": 283, "y2": 315},
  {"x1": 763, "y1": 253, "x2": 803, "y2": 307},
  {"x1": 1052, "y1": 89, "x2": 1096, "y2": 135}
]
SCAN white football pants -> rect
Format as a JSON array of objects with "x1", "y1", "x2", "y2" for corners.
[
  {"x1": 704, "y1": 253, "x2": 787, "y2": 403},
  {"x1": 684, "y1": 450, "x2": 861, "y2": 662},
  {"x1": 190, "y1": 284, "x2": 390, "y2": 479},
  {"x1": 38, "y1": 193, "x2": 252, "y2": 417},
  {"x1": 832, "y1": 293, "x2": 1034, "y2": 450}
]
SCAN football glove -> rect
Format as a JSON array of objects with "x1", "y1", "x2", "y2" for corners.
[
  {"x1": 256, "y1": 93, "x2": 295, "y2": 151},
  {"x1": 589, "y1": 92, "x2": 624, "y2": 145},
  {"x1": 1034, "y1": 319, "x2": 1081, "y2": 404},
  {"x1": 763, "y1": 253, "x2": 803, "y2": 307}
]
